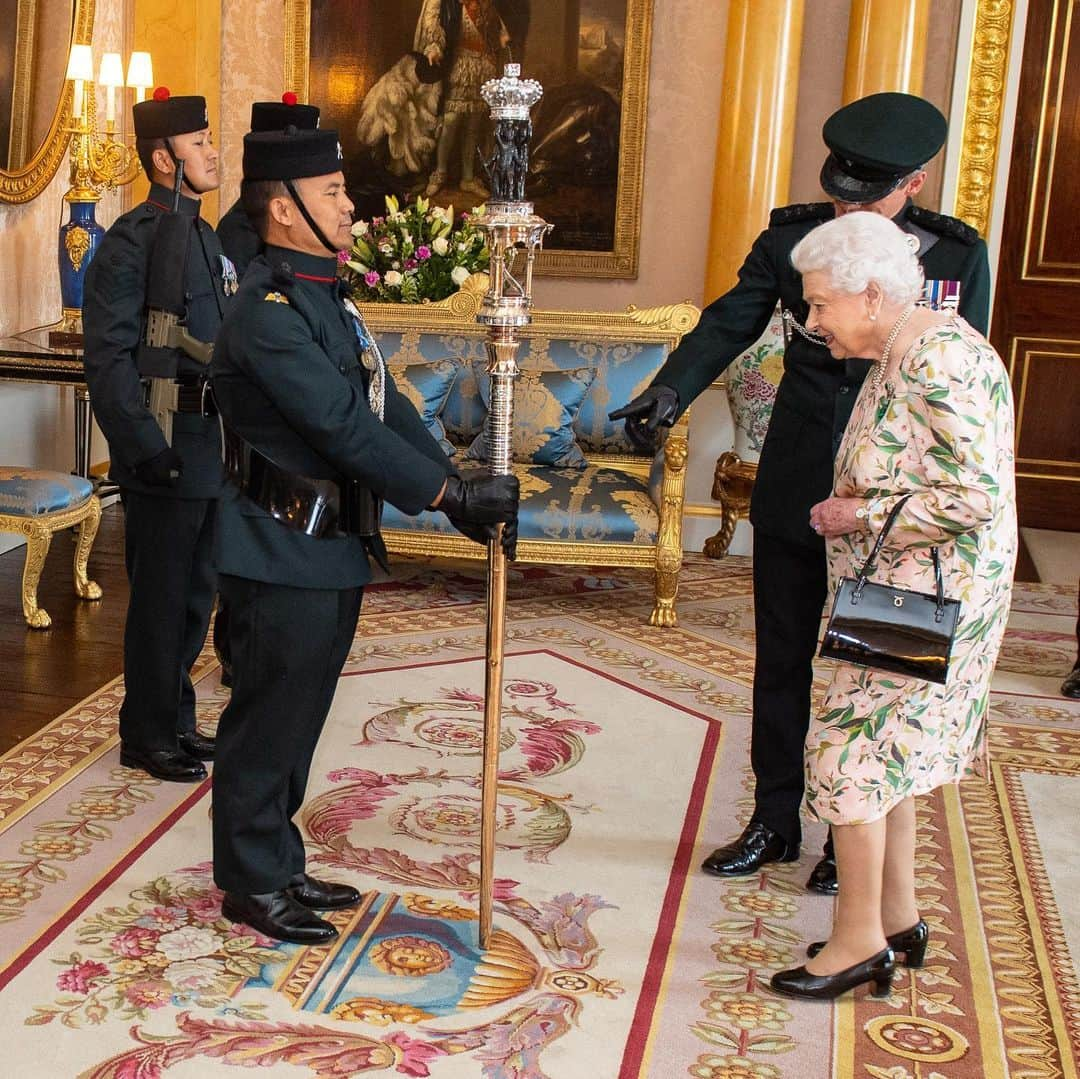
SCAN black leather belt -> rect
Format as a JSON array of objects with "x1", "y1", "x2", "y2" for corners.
[{"x1": 223, "y1": 427, "x2": 381, "y2": 540}]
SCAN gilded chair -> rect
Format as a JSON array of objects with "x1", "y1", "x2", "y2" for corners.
[{"x1": 0, "y1": 468, "x2": 102, "y2": 628}]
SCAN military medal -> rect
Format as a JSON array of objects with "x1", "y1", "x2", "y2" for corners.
[
  {"x1": 919, "y1": 279, "x2": 961, "y2": 312},
  {"x1": 341, "y1": 295, "x2": 385, "y2": 418},
  {"x1": 219, "y1": 254, "x2": 239, "y2": 296}
]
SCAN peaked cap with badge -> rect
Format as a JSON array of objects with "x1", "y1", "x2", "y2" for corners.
[{"x1": 820, "y1": 92, "x2": 947, "y2": 204}]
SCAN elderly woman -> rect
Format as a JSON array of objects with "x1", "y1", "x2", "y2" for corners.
[{"x1": 769, "y1": 212, "x2": 1017, "y2": 1000}]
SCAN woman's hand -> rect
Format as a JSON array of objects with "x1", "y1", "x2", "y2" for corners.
[{"x1": 809, "y1": 497, "x2": 866, "y2": 537}]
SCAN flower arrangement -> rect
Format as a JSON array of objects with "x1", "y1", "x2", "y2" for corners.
[{"x1": 344, "y1": 194, "x2": 489, "y2": 304}]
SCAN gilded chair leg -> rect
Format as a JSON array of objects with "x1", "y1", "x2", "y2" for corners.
[
  {"x1": 651, "y1": 433, "x2": 688, "y2": 628},
  {"x1": 73, "y1": 497, "x2": 103, "y2": 601},
  {"x1": 21, "y1": 522, "x2": 53, "y2": 630}
]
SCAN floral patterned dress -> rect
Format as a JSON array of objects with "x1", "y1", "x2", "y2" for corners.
[{"x1": 804, "y1": 317, "x2": 1017, "y2": 825}]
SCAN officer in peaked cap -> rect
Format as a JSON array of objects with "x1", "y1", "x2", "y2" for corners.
[
  {"x1": 216, "y1": 92, "x2": 320, "y2": 279},
  {"x1": 83, "y1": 87, "x2": 234, "y2": 783},
  {"x1": 611, "y1": 92, "x2": 990, "y2": 895},
  {"x1": 209, "y1": 126, "x2": 519, "y2": 944}
]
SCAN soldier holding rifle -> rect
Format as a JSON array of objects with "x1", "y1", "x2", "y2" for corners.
[{"x1": 83, "y1": 88, "x2": 234, "y2": 782}]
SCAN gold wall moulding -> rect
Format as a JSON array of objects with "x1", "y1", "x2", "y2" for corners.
[
  {"x1": 0, "y1": 0, "x2": 95, "y2": 203},
  {"x1": 953, "y1": 0, "x2": 1018, "y2": 236},
  {"x1": 284, "y1": 0, "x2": 653, "y2": 279}
]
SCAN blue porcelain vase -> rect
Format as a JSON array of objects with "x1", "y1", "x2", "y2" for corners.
[{"x1": 58, "y1": 199, "x2": 105, "y2": 327}]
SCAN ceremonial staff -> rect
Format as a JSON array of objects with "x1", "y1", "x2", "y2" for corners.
[{"x1": 473, "y1": 65, "x2": 551, "y2": 947}]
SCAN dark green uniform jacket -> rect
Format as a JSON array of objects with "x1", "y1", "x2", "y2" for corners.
[
  {"x1": 82, "y1": 182, "x2": 227, "y2": 499},
  {"x1": 211, "y1": 246, "x2": 455, "y2": 590},
  {"x1": 216, "y1": 198, "x2": 263, "y2": 280},
  {"x1": 653, "y1": 200, "x2": 990, "y2": 548}
]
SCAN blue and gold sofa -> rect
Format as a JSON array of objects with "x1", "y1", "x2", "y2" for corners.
[{"x1": 361, "y1": 284, "x2": 701, "y2": 626}]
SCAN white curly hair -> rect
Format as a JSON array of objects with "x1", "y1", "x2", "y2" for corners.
[{"x1": 790, "y1": 211, "x2": 924, "y2": 305}]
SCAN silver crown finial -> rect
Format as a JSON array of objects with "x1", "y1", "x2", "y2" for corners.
[{"x1": 481, "y1": 64, "x2": 543, "y2": 120}]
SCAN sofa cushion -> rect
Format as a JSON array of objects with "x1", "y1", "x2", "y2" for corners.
[
  {"x1": 0, "y1": 468, "x2": 93, "y2": 517},
  {"x1": 386, "y1": 357, "x2": 461, "y2": 457},
  {"x1": 372, "y1": 328, "x2": 487, "y2": 445},
  {"x1": 466, "y1": 365, "x2": 596, "y2": 469},
  {"x1": 382, "y1": 462, "x2": 658, "y2": 545},
  {"x1": 518, "y1": 337, "x2": 672, "y2": 454}
]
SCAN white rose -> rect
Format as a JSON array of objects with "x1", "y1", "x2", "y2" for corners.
[
  {"x1": 350, "y1": 220, "x2": 369, "y2": 237},
  {"x1": 157, "y1": 926, "x2": 218, "y2": 961},
  {"x1": 384, "y1": 270, "x2": 403, "y2": 286},
  {"x1": 456, "y1": 242, "x2": 468, "y2": 252},
  {"x1": 432, "y1": 236, "x2": 449, "y2": 256},
  {"x1": 450, "y1": 266, "x2": 470, "y2": 286},
  {"x1": 164, "y1": 957, "x2": 225, "y2": 991},
  {"x1": 378, "y1": 243, "x2": 393, "y2": 255}
]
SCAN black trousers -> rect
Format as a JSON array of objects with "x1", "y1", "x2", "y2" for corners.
[
  {"x1": 749, "y1": 528, "x2": 828, "y2": 848},
  {"x1": 119, "y1": 491, "x2": 217, "y2": 752},
  {"x1": 212, "y1": 575, "x2": 363, "y2": 894}
]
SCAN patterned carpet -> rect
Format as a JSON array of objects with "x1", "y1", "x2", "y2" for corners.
[{"x1": 0, "y1": 555, "x2": 1077, "y2": 1079}]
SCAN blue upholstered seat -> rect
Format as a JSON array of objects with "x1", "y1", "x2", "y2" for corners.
[
  {"x1": 0, "y1": 468, "x2": 94, "y2": 517},
  {"x1": 383, "y1": 463, "x2": 658, "y2": 545}
]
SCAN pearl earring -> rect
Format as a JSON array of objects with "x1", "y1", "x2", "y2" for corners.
[{"x1": 869, "y1": 313, "x2": 877, "y2": 321}]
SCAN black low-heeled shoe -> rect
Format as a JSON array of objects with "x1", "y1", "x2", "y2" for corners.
[
  {"x1": 771, "y1": 947, "x2": 894, "y2": 1000},
  {"x1": 807, "y1": 919, "x2": 929, "y2": 969}
]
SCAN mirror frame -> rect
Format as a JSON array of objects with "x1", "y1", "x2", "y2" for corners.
[{"x1": 0, "y1": 0, "x2": 95, "y2": 204}]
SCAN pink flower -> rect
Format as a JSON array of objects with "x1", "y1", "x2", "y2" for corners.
[
  {"x1": 383, "y1": 1031, "x2": 446, "y2": 1076},
  {"x1": 372, "y1": 216, "x2": 385, "y2": 227},
  {"x1": 109, "y1": 927, "x2": 160, "y2": 957},
  {"x1": 336, "y1": 249, "x2": 349, "y2": 264},
  {"x1": 404, "y1": 257, "x2": 418, "y2": 270},
  {"x1": 124, "y1": 979, "x2": 172, "y2": 1009},
  {"x1": 364, "y1": 270, "x2": 380, "y2": 287},
  {"x1": 226, "y1": 922, "x2": 276, "y2": 947},
  {"x1": 184, "y1": 895, "x2": 223, "y2": 923},
  {"x1": 416, "y1": 245, "x2": 432, "y2": 261},
  {"x1": 56, "y1": 959, "x2": 109, "y2": 994}
]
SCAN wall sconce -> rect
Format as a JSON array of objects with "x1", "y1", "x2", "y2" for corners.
[{"x1": 57, "y1": 44, "x2": 149, "y2": 333}]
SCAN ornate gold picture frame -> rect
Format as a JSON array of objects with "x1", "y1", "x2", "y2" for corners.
[
  {"x1": 284, "y1": 0, "x2": 653, "y2": 278},
  {"x1": 0, "y1": 0, "x2": 93, "y2": 203}
]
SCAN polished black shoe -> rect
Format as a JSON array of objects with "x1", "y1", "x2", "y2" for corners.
[
  {"x1": 771, "y1": 947, "x2": 895, "y2": 999},
  {"x1": 221, "y1": 890, "x2": 338, "y2": 944},
  {"x1": 285, "y1": 873, "x2": 362, "y2": 910},
  {"x1": 120, "y1": 745, "x2": 207, "y2": 782},
  {"x1": 808, "y1": 919, "x2": 929, "y2": 968},
  {"x1": 806, "y1": 853, "x2": 839, "y2": 894},
  {"x1": 701, "y1": 823, "x2": 798, "y2": 877},
  {"x1": 178, "y1": 730, "x2": 216, "y2": 761},
  {"x1": 1062, "y1": 665, "x2": 1080, "y2": 700}
]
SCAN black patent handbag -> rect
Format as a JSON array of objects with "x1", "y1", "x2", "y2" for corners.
[{"x1": 819, "y1": 494, "x2": 961, "y2": 685}]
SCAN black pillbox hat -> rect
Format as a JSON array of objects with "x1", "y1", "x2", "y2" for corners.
[
  {"x1": 133, "y1": 88, "x2": 209, "y2": 139},
  {"x1": 243, "y1": 128, "x2": 343, "y2": 181},
  {"x1": 250, "y1": 93, "x2": 320, "y2": 132},
  {"x1": 820, "y1": 92, "x2": 947, "y2": 203}
]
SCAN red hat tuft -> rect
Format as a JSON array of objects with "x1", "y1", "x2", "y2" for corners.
[
  {"x1": 152, "y1": 86, "x2": 171, "y2": 102},
  {"x1": 282, "y1": 91, "x2": 298, "y2": 106}
]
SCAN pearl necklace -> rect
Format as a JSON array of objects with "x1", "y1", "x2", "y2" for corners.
[{"x1": 872, "y1": 306, "x2": 916, "y2": 395}]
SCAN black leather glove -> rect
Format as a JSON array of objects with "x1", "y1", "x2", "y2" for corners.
[
  {"x1": 438, "y1": 474, "x2": 520, "y2": 559},
  {"x1": 450, "y1": 515, "x2": 519, "y2": 560},
  {"x1": 608, "y1": 385, "x2": 680, "y2": 452},
  {"x1": 134, "y1": 447, "x2": 184, "y2": 487}
]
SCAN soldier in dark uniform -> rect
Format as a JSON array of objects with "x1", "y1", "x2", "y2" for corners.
[
  {"x1": 611, "y1": 93, "x2": 991, "y2": 893},
  {"x1": 210, "y1": 127, "x2": 519, "y2": 943},
  {"x1": 213, "y1": 94, "x2": 321, "y2": 688},
  {"x1": 83, "y1": 88, "x2": 232, "y2": 782},
  {"x1": 216, "y1": 93, "x2": 320, "y2": 279}
]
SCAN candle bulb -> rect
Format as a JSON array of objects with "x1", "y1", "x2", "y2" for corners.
[
  {"x1": 66, "y1": 43, "x2": 93, "y2": 125},
  {"x1": 73, "y1": 79, "x2": 84, "y2": 122},
  {"x1": 98, "y1": 53, "x2": 124, "y2": 127}
]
